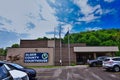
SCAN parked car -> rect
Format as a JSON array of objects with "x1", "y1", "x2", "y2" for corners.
[
  {"x1": 4, "y1": 64, "x2": 29, "y2": 80},
  {"x1": 87, "y1": 56, "x2": 108, "y2": 67},
  {"x1": 0, "y1": 63, "x2": 29, "y2": 80},
  {"x1": 103, "y1": 57, "x2": 120, "y2": 72},
  {"x1": 0, "y1": 64, "x2": 13, "y2": 80},
  {"x1": 0, "y1": 61, "x2": 36, "y2": 80}
]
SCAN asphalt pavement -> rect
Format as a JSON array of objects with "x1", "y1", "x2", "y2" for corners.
[{"x1": 34, "y1": 65, "x2": 120, "y2": 80}]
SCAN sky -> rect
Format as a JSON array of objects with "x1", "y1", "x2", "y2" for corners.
[{"x1": 0, "y1": 0, "x2": 120, "y2": 48}]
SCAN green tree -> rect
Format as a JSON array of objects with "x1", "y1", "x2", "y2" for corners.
[
  {"x1": 36, "y1": 37, "x2": 49, "y2": 40},
  {"x1": 77, "y1": 36, "x2": 87, "y2": 43},
  {"x1": 87, "y1": 35, "x2": 101, "y2": 46},
  {"x1": 63, "y1": 29, "x2": 120, "y2": 56},
  {"x1": 0, "y1": 48, "x2": 4, "y2": 56},
  {"x1": 36, "y1": 37, "x2": 43, "y2": 40},
  {"x1": 100, "y1": 40, "x2": 117, "y2": 46},
  {"x1": 11, "y1": 44, "x2": 20, "y2": 48},
  {"x1": 0, "y1": 48, "x2": 7, "y2": 56}
]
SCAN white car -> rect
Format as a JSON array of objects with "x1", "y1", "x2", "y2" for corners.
[
  {"x1": 103, "y1": 57, "x2": 120, "y2": 72},
  {"x1": 4, "y1": 64, "x2": 29, "y2": 80}
]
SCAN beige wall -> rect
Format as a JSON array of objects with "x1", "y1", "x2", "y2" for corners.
[
  {"x1": 6, "y1": 48, "x2": 54, "y2": 66},
  {"x1": 47, "y1": 40, "x2": 55, "y2": 47}
]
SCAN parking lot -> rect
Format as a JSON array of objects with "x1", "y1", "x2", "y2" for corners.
[{"x1": 35, "y1": 65, "x2": 120, "y2": 80}]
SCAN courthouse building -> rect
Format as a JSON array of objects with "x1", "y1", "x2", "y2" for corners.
[{"x1": 6, "y1": 40, "x2": 119, "y2": 66}]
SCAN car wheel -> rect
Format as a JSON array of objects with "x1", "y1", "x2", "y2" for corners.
[
  {"x1": 92, "y1": 63, "x2": 97, "y2": 67},
  {"x1": 113, "y1": 66, "x2": 120, "y2": 72}
]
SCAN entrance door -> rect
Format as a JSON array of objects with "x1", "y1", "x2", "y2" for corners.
[
  {"x1": 76, "y1": 54, "x2": 87, "y2": 64},
  {"x1": 76, "y1": 53, "x2": 93, "y2": 65}
]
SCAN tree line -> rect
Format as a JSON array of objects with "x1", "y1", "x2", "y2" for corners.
[{"x1": 64, "y1": 29, "x2": 120, "y2": 56}]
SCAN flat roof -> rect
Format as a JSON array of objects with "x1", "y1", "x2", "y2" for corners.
[{"x1": 74, "y1": 46, "x2": 119, "y2": 52}]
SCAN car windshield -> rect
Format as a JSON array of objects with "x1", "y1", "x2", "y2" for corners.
[
  {"x1": 0, "y1": 65, "x2": 10, "y2": 79},
  {"x1": 10, "y1": 63, "x2": 24, "y2": 69},
  {"x1": 97, "y1": 57, "x2": 103, "y2": 60},
  {"x1": 97, "y1": 56, "x2": 107, "y2": 61}
]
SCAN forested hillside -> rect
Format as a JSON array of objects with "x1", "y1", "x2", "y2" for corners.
[{"x1": 63, "y1": 29, "x2": 120, "y2": 56}]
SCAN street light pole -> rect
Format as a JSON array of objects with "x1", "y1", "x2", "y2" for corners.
[
  {"x1": 59, "y1": 26, "x2": 62, "y2": 66},
  {"x1": 68, "y1": 28, "x2": 71, "y2": 66}
]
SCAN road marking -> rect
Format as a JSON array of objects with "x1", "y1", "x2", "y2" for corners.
[
  {"x1": 91, "y1": 72, "x2": 103, "y2": 80},
  {"x1": 53, "y1": 68, "x2": 62, "y2": 77},
  {"x1": 110, "y1": 74, "x2": 116, "y2": 78}
]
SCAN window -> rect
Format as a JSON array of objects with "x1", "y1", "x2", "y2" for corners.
[
  {"x1": 104, "y1": 59, "x2": 110, "y2": 61},
  {"x1": 6, "y1": 64, "x2": 16, "y2": 70},
  {"x1": 112, "y1": 58, "x2": 120, "y2": 61}
]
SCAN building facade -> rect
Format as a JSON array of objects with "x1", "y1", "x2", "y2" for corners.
[{"x1": 6, "y1": 40, "x2": 119, "y2": 66}]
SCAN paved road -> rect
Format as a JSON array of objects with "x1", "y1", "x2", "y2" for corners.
[{"x1": 34, "y1": 65, "x2": 120, "y2": 80}]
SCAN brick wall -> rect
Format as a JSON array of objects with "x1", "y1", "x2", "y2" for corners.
[
  {"x1": 20, "y1": 40, "x2": 48, "y2": 48},
  {"x1": 7, "y1": 40, "x2": 87, "y2": 66},
  {"x1": 6, "y1": 48, "x2": 54, "y2": 66}
]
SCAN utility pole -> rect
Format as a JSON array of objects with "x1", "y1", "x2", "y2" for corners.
[
  {"x1": 59, "y1": 26, "x2": 62, "y2": 66},
  {"x1": 68, "y1": 27, "x2": 71, "y2": 66},
  {"x1": 53, "y1": 27, "x2": 56, "y2": 65}
]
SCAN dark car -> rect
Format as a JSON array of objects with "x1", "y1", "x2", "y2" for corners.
[
  {"x1": 6, "y1": 63, "x2": 36, "y2": 80},
  {"x1": 87, "y1": 56, "x2": 108, "y2": 67},
  {"x1": 0, "y1": 64, "x2": 13, "y2": 80},
  {"x1": 0, "y1": 61, "x2": 36, "y2": 80}
]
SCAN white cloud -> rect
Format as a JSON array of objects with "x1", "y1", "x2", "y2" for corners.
[
  {"x1": 102, "y1": 9, "x2": 116, "y2": 15},
  {"x1": 0, "y1": 0, "x2": 59, "y2": 39},
  {"x1": 78, "y1": 14, "x2": 100, "y2": 23},
  {"x1": 49, "y1": 0, "x2": 56, "y2": 3},
  {"x1": 104, "y1": 0, "x2": 115, "y2": 3},
  {"x1": 73, "y1": 0, "x2": 102, "y2": 22},
  {"x1": 85, "y1": 27, "x2": 102, "y2": 31},
  {"x1": 74, "y1": 0, "x2": 91, "y2": 15}
]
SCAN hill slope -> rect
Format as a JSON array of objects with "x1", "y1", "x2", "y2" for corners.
[{"x1": 63, "y1": 29, "x2": 120, "y2": 56}]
